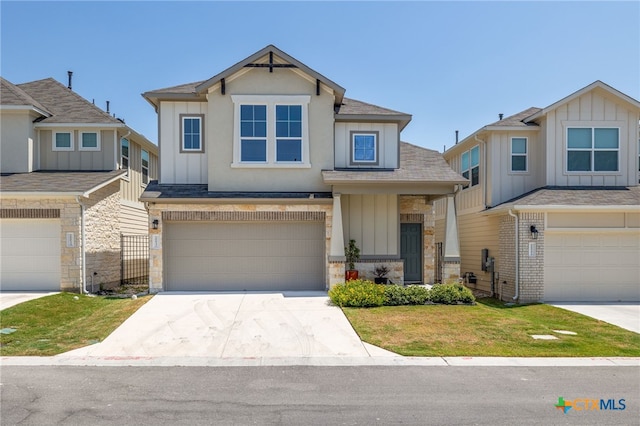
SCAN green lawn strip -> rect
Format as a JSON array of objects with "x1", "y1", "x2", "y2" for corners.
[
  {"x1": 343, "y1": 298, "x2": 640, "y2": 357},
  {"x1": 1, "y1": 292, "x2": 151, "y2": 356}
]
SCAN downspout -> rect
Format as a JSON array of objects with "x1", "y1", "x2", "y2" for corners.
[
  {"x1": 76, "y1": 196, "x2": 87, "y2": 294},
  {"x1": 508, "y1": 209, "x2": 519, "y2": 301}
]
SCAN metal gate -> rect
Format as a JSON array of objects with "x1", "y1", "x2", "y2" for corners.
[
  {"x1": 121, "y1": 234, "x2": 149, "y2": 285},
  {"x1": 435, "y1": 242, "x2": 443, "y2": 284}
]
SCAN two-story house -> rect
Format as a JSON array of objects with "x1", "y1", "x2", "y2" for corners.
[
  {"x1": 140, "y1": 45, "x2": 466, "y2": 292},
  {"x1": 435, "y1": 81, "x2": 640, "y2": 303},
  {"x1": 0, "y1": 76, "x2": 158, "y2": 292}
]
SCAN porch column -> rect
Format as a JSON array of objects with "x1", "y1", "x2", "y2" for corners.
[
  {"x1": 330, "y1": 193, "x2": 345, "y2": 258},
  {"x1": 444, "y1": 194, "x2": 460, "y2": 260}
]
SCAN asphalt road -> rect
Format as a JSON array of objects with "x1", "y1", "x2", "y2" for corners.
[{"x1": 1, "y1": 366, "x2": 637, "y2": 425}]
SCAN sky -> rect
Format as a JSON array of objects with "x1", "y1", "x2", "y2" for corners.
[{"x1": 2, "y1": 1, "x2": 638, "y2": 152}]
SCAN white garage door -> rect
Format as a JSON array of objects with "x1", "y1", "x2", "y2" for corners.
[
  {"x1": 0, "y1": 219, "x2": 61, "y2": 291},
  {"x1": 164, "y1": 222, "x2": 325, "y2": 291},
  {"x1": 544, "y1": 231, "x2": 640, "y2": 302}
]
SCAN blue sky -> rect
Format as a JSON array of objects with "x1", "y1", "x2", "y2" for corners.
[{"x1": 2, "y1": 1, "x2": 638, "y2": 151}]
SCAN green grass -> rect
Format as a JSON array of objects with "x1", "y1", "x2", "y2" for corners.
[
  {"x1": 0, "y1": 292, "x2": 151, "y2": 356},
  {"x1": 343, "y1": 297, "x2": 640, "y2": 357}
]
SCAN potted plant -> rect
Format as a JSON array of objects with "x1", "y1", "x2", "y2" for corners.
[
  {"x1": 345, "y1": 239, "x2": 360, "y2": 281},
  {"x1": 374, "y1": 265, "x2": 390, "y2": 284}
]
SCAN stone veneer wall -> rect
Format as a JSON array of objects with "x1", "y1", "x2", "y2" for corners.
[
  {"x1": 353, "y1": 260, "x2": 404, "y2": 285},
  {"x1": 147, "y1": 202, "x2": 333, "y2": 293},
  {"x1": 83, "y1": 181, "x2": 121, "y2": 291},
  {"x1": 399, "y1": 195, "x2": 435, "y2": 284},
  {"x1": 2, "y1": 198, "x2": 81, "y2": 292}
]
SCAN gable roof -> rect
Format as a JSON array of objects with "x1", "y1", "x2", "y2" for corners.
[
  {"x1": 17, "y1": 78, "x2": 122, "y2": 125},
  {"x1": 0, "y1": 77, "x2": 51, "y2": 115},
  {"x1": 335, "y1": 98, "x2": 412, "y2": 130},
  {"x1": 486, "y1": 107, "x2": 542, "y2": 128}
]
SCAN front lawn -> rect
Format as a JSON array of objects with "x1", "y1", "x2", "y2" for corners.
[
  {"x1": 1, "y1": 292, "x2": 151, "y2": 356},
  {"x1": 343, "y1": 298, "x2": 640, "y2": 357}
]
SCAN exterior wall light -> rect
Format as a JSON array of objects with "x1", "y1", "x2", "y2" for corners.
[
  {"x1": 152, "y1": 219, "x2": 159, "y2": 230},
  {"x1": 530, "y1": 225, "x2": 539, "y2": 239}
]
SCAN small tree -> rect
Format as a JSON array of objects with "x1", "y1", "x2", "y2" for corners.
[{"x1": 345, "y1": 239, "x2": 360, "y2": 271}]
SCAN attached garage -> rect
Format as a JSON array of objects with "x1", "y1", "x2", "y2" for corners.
[
  {"x1": 0, "y1": 219, "x2": 61, "y2": 291},
  {"x1": 164, "y1": 221, "x2": 326, "y2": 291},
  {"x1": 544, "y1": 231, "x2": 640, "y2": 302}
]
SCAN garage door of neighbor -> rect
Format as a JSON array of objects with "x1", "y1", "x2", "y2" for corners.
[
  {"x1": 164, "y1": 222, "x2": 325, "y2": 291},
  {"x1": 0, "y1": 219, "x2": 61, "y2": 291},
  {"x1": 544, "y1": 231, "x2": 640, "y2": 302}
]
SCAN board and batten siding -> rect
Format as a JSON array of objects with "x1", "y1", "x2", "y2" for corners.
[
  {"x1": 334, "y1": 122, "x2": 399, "y2": 169},
  {"x1": 544, "y1": 90, "x2": 639, "y2": 186},
  {"x1": 342, "y1": 194, "x2": 398, "y2": 256},
  {"x1": 38, "y1": 129, "x2": 116, "y2": 171},
  {"x1": 457, "y1": 212, "x2": 499, "y2": 294},
  {"x1": 159, "y1": 101, "x2": 208, "y2": 184},
  {"x1": 120, "y1": 138, "x2": 158, "y2": 204}
]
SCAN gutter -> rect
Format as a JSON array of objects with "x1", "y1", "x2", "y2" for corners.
[
  {"x1": 76, "y1": 196, "x2": 87, "y2": 294},
  {"x1": 508, "y1": 209, "x2": 519, "y2": 301}
]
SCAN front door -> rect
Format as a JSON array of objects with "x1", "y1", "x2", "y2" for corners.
[{"x1": 401, "y1": 223, "x2": 422, "y2": 283}]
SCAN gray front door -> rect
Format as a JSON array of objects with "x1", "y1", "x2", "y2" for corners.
[{"x1": 401, "y1": 223, "x2": 422, "y2": 283}]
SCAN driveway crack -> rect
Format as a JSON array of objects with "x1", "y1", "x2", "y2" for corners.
[{"x1": 220, "y1": 293, "x2": 245, "y2": 357}]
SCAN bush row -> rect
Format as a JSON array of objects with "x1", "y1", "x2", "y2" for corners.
[{"x1": 328, "y1": 280, "x2": 476, "y2": 308}]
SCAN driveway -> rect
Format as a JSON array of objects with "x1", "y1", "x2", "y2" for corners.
[
  {"x1": 549, "y1": 303, "x2": 640, "y2": 334},
  {"x1": 0, "y1": 292, "x2": 58, "y2": 311},
  {"x1": 69, "y1": 292, "x2": 393, "y2": 358}
]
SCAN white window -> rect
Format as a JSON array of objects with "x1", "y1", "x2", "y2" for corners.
[
  {"x1": 350, "y1": 132, "x2": 378, "y2": 165},
  {"x1": 141, "y1": 149, "x2": 149, "y2": 185},
  {"x1": 121, "y1": 138, "x2": 130, "y2": 178},
  {"x1": 461, "y1": 145, "x2": 479, "y2": 189},
  {"x1": 79, "y1": 131, "x2": 100, "y2": 151},
  {"x1": 53, "y1": 131, "x2": 74, "y2": 151},
  {"x1": 511, "y1": 137, "x2": 527, "y2": 172},
  {"x1": 180, "y1": 115, "x2": 204, "y2": 152},
  {"x1": 232, "y1": 95, "x2": 310, "y2": 168},
  {"x1": 567, "y1": 128, "x2": 619, "y2": 172}
]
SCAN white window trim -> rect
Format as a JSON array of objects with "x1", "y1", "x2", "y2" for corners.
[
  {"x1": 53, "y1": 131, "x2": 74, "y2": 151},
  {"x1": 180, "y1": 115, "x2": 204, "y2": 153},
  {"x1": 461, "y1": 145, "x2": 480, "y2": 189},
  {"x1": 141, "y1": 149, "x2": 150, "y2": 186},
  {"x1": 565, "y1": 126, "x2": 621, "y2": 174},
  {"x1": 121, "y1": 138, "x2": 130, "y2": 181},
  {"x1": 350, "y1": 132, "x2": 379, "y2": 165},
  {"x1": 231, "y1": 95, "x2": 311, "y2": 168},
  {"x1": 510, "y1": 137, "x2": 528, "y2": 173},
  {"x1": 79, "y1": 131, "x2": 101, "y2": 151}
]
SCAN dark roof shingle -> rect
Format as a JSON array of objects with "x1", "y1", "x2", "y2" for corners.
[
  {"x1": 0, "y1": 170, "x2": 126, "y2": 194},
  {"x1": 493, "y1": 186, "x2": 640, "y2": 208}
]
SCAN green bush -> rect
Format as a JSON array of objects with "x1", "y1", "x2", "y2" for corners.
[
  {"x1": 404, "y1": 285, "x2": 431, "y2": 305},
  {"x1": 430, "y1": 283, "x2": 475, "y2": 305},
  {"x1": 328, "y1": 279, "x2": 385, "y2": 307},
  {"x1": 384, "y1": 285, "x2": 409, "y2": 306}
]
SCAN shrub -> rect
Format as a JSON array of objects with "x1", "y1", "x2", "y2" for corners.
[
  {"x1": 404, "y1": 285, "x2": 431, "y2": 305},
  {"x1": 328, "y1": 279, "x2": 385, "y2": 307},
  {"x1": 384, "y1": 285, "x2": 409, "y2": 306},
  {"x1": 430, "y1": 283, "x2": 476, "y2": 305}
]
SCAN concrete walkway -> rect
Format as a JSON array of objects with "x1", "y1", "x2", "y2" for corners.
[
  {"x1": 0, "y1": 292, "x2": 58, "y2": 311},
  {"x1": 549, "y1": 303, "x2": 640, "y2": 334}
]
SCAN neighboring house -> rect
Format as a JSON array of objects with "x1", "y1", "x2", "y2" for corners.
[
  {"x1": 435, "y1": 81, "x2": 640, "y2": 302},
  {"x1": 140, "y1": 45, "x2": 466, "y2": 292},
  {"x1": 0, "y1": 76, "x2": 158, "y2": 292}
]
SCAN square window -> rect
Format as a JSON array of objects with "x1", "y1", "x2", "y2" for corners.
[
  {"x1": 351, "y1": 133, "x2": 377, "y2": 164},
  {"x1": 241, "y1": 139, "x2": 267, "y2": 162},
  {"x1": 80, "y1": 132, "x2": 99, "y2": 151},
  {"x1": 54, "y1": 132, "x2": 73, "y2": 151},
  {"x1": 567, "y1": 127, "x2": 619, "y2": 172},
  {"x1": 277, "y1": 139, "x2": 302, "y2": 162}
]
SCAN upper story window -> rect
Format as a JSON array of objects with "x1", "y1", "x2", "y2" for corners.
[
  {"x1": 180, "y1": 114, "x2": 204, "y2": 153},
  {"x1": 53, "y1": 131, "x2": 73, "y2": 151},
  {"x1": 80, "y1": 131, "x2": 100, "y2": 151},
  {"x1": 350, "y1": 132, "x2": 379, "y2": 165},
  {"x1": 567, "y1": 127, "x2": 619, "y2": 172},
  {"x1": 511, "y1": 137, "x2": 527, "y2": 172},
  {"x1": 141, "y1": 149, "x2": 149, "y2": 185},
  {"x1": 232, "y1": 95, "x2": 310, "y2": 168},
  {"x1": 121, "y1": 138, "x2": 130, "y2": 178},
  {"x1": 461, "y1": 145, "x2": 479, "y2": 189}
]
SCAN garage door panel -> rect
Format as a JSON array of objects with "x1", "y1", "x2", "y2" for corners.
[{"x1": 165, "y1": 222, "x2": 325, "y2": 291}]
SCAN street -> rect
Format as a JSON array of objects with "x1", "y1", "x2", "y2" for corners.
[{"x1": 1, "y1": 366, "x2": 637, "y2": 425}]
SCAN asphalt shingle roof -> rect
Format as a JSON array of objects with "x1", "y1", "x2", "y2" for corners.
[
  {"x1": 487, "y1": 107, "x2": 542, "y2": 127},
  {"x1": 16, "y1": 78, "x2": 121, "y2": 124},
  {"x1": 0, "y1": 170, "x2": 126, "y2": 194},
  {"x1": 0, "y1": 77, "x2": 51, "y2": 113},
  {"x1": 144, "y1": 80, "x2": 206, "y2": 96},
  {"x1": 492, "y1": 186, "x2": 640, "y2": 208},
  {"x1": 140, "y1": 182, "x2": 332, "y2": 200},
  {"x1": 322, "y1": 142, "x2": 467, "y2": 184},
  {"x1": 336, "y1": 98, "x2": 408, "y2": 116}
]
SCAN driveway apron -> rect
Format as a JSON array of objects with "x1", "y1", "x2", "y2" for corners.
[
  {"x1": 549, "y1": 303, "x2": 640, "y2": 334},
  {"x1": 74, "y1": 292, "x2": 372, "y2": 358}
]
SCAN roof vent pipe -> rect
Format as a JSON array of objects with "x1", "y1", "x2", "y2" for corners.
[
  {"x1": 499, "y1": 113, "x2": 504, "y2": 120},
  {"x1": 455, "y1": 130, "x2": 459, "y2": 144},
  {"x1": 67, "y1": 71, "x2": 73, "y2": 90},
  {"x1": 106, "y1": 101, "x2": 110, "y2": 114}
]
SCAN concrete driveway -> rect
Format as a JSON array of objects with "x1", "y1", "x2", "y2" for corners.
[
  {"x1": 549, "y1": 303, "x2": 640, "y2": 334},
  {"x1": 0, "y1": 292, "x2": 58, "y2": 311},
  {"x1": 69, "y1": 292, "x2": 392, "y2": 358}
]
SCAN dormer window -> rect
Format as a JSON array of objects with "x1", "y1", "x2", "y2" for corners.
[
  {"x1": 461, "y1": 145, "x2": 479, "y2": 188},
  {"x1": 350, "y1": 132, "x2": 379, "y2": 165},
  {"x1": 567, "y1": 127, "x2": 619, "y2": 172}
]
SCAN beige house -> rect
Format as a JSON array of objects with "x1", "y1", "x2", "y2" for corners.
[
  {"x1": 141, "y1": 45, "x2": 465, "y2": 292},
  {"x1": 0, "y1": 76, "x2": 158, "y2": 292},
  {"x1": 435, "y1": 81, "x2": 640, "y2": 302}
]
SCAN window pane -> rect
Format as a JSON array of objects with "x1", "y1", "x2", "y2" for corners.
[
  {"x1": 241, "y1": 139, "x2": 266, "y2": 161},
  {"x1": 277, "y1": 139, "x2": 302, "y2": 161},
  {"x1": 289, "y1": 121, "x2": 302, "y2": 138},
  {"x1": 289, "y1": 105, "x2": 301, "y2": 121},
  {"x1": 462, "y1": 171, "x2": 469, "y2": 179},
  {"x1": 254, "y1": 121, "x2": 267, "y2": 138},
  {"x1": 240, "y1": 105, "x2": 253, "y2": 120},
  {"x1": 276, "y1": 105, "x2": 288, "y2": 121},
  {"x1": 254, "y1": 105, "x2": 266, "y2": 120},
  {"x1": 56, "y1": 133, "x2": 71, "y2": 148},
  {"x1": 594, "y1": 128, "x2": 619, "y2": 149},
  {"x1": 471, "y1": 146, "x2": 479, "y2": 166},
  {"x1": 461, "y1": 151, "x2": 469, "y2": 170},
  {"x1": 568, "y1": 128, "x2": 592, "y2": 148},
  {"x1": 241, "y1": 122, "x2": 253, "y2": 137},
  {"x1": 184, "y1": 118, "x2": 192, "y2": 133},
  {"x1": 512, "y1": 138, "x2": 527, "y2": 154},
  {"x1": 511, "y1": 156, "x2": 526, "y2": 171},
  {"x1": 354, "y1": 136, "x2": 366, "y2": 149},
  {"x1": 471, "y1": 166, "x2": 479, "y2": 186},
  {"x1": 121, "y1": 139, "x2": 129, "y2": 157},
  {"x1": 594, "y1": 151, "x2": 618, "y2": 171},
  {"x1": 276, "y1": 121, "x2": 289, "y2": 137},
  {"x1": 142, "y1": 150, "x2": 149, "y2": 167},
  {"x1": 567, "y1": 151, "x2": 591, "y2": 171},
  {"x1": 82, "y1": 133, "x2": 97, "y2": 148}
]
